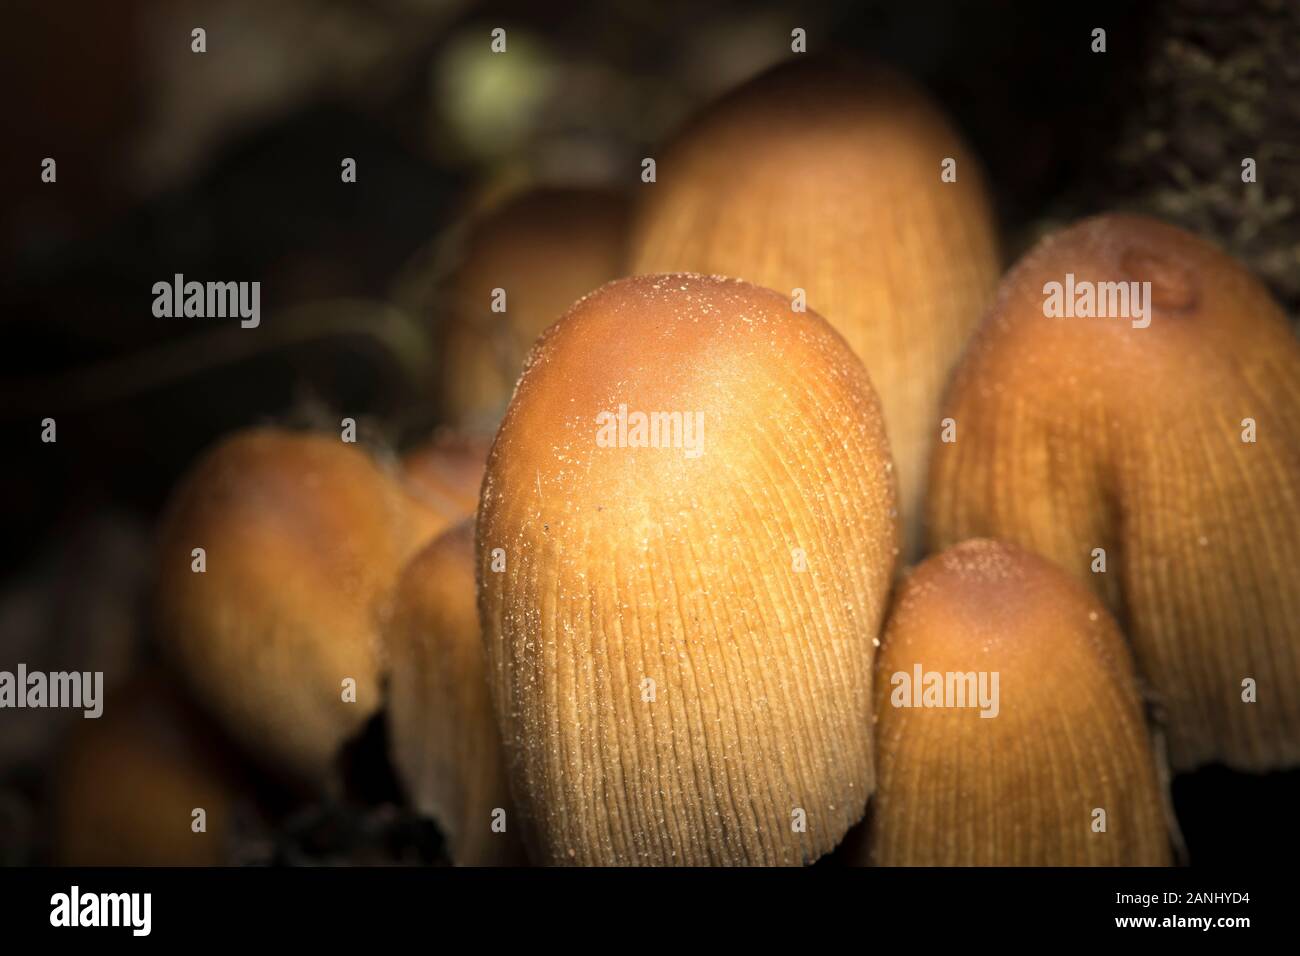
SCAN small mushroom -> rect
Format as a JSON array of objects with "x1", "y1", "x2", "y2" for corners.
[
  {"x1": 630, "y1": 58, "x2": 1000, "y2": 558},
  {"x1": 155, "y1": 427, "x2": 444, "y2": 787},
  {"x1": 927, "y1": 213, "x2": 1300, "y2": 771},
  {"x1": 435, "y1": 188, "x2": 629, "y2": 432},
  {"x1": 863, "y1": 539, "x2": 1172, "y2": 866},
  {"x1": 386, "y1": 519, "x2": 526, "y2": 865},
  {"x1": 478, "y1": 273, "x2": 899, "y2": 864},
  {"x1": 51, "y1": 669, "x2": 256, "y2": 866}
]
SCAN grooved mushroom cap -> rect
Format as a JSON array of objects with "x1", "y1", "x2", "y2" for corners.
[
  {"x1": 478, "y1": 272, "x2": 899, "y2": 865},
  {"x1": 387, "y1": 519, "x2": 526, "y2": 865},
  {"x1": 928, "y1": 213, "x2": 1300, "y2": 771},
  {"x1": 155, "y1": 427, "x2": 444, "y2": 786},
  {"x1": 438, "y1": 188, "x2": 629, "y2": 432},
  {"x1": 866, "y1": 539, "x2": 1172, "y2": 866},
  {"x1": 630, "y1": 57, "x2": 1000, "y2": 559}
]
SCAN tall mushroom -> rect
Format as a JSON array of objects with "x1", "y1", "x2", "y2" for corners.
[
  {"x1": 630, "y1": 58, "x2": 1000, "y2": 558},
  {"x1": 928, "y1": 214, "x2": 1300, "y2": 771},
  {"x1": 863, "y1": 539, "x2": 1172, "y2": 866},
  {"x1": 478, "y1": 273, "x2": 899, "y2": 865}
]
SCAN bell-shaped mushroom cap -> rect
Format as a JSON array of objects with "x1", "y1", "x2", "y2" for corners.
[
  {"x1": 478, "y1": 272, "x2": 899, "y2": 865},
  {"x1": 630, "y1": 57, "x2": 1000, "y2": 559},
  {"x1": 437, "y1": 188, "x2": 629, "y2": 432},
  {"x1": 387, "y1": 519, "x2": 526, "y2": 865},
  {"x1": 155, "y1": 427, "x2": 444, "y2": 787},
  {"x1": 928, "y1": 213, "x2": 1300, "y2": 771},
  {"x1": 866, "y1": 539, "x2": 1173, "y2": 866}
]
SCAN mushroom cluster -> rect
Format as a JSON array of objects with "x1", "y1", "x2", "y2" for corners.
[
  {"x1": 140, "y1": 55, "x2": 1295, "y2": 868},
  {"x1": 928, "y1": 214, "x2": 1300, "y2": 772},
  {"x1": 153, "y1": 424, "x2": 517, "y2": 864}
]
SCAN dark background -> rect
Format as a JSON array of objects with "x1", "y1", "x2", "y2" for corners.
[{"x1": 1, "y1": 0, "x2": 1296, "y2": 865}]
